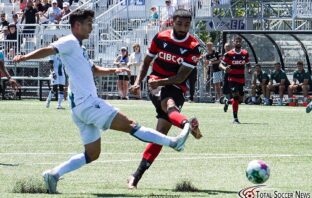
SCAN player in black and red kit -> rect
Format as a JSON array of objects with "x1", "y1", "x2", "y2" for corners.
[
  {"x1": 219, "y1": 36, "x2": 251, "y2": 124},
  {"x1": 128, "y1": 9, "x2": 203, "y2": 189}
]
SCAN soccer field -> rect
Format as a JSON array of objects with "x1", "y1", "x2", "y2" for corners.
[{"x1": 0, "y1": 100, "x2": 311, "y2": 198}]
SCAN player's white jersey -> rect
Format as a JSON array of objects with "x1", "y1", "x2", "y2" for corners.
[
  {"x1": 49, "y1": 54, "x2": 66, "y2": 85},
  {"x1": 50, "y1": 34, "x2": 96, "y2": 107}
]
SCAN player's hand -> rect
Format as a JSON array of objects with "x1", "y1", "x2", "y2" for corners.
[
  {"x1": 115, "y1": 68, "x2": 130, "y2": 73},
  {"x1": 225, "y1": 66, "x2": 231, "y2": 73},
  {"x1": 13, "y1": 55, "x2": 27, "y2": 63},
  {"x1": 129, "y1": 84, "x2": 140, "y2": 95},
  {"x1": 148, "y1": 78, "x2": 159, "y2": 89},
  {"x1": 8, "y1": 78, "x2": 20, "y2": 91}
]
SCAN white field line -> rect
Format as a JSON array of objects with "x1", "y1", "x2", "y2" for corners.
[
  {"x1": 1, "y1": 152, "x2": 312, "y2": 157},
  {"x1": 18, "y1": 154, "x2": 312, "y2": 165}
]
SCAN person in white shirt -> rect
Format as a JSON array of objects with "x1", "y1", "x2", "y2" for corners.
[
  {"x1": 46, "y1": 54, "x2": 66, "y2": 109},
  {"x1": 13, "y1": 9, "x2": 191, "y2": 194},
  {"x1": 45, "y1": 0, "x2": 62, "y2": 24},
  {"x1": 128, "y1": 43, "x2": 143, "y2": 99},
  {"x1": 160, "y1": 0, "x2": 176, "y2": 30}
]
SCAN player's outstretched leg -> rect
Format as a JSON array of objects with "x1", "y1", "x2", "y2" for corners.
[{"x1": 110, "y1": 112, "x2": 191, "y2": 151}]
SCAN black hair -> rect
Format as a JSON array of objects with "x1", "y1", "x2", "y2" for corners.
[
  {"x1": 274, "y1": 62, "x2": 281, "y2": 66},
  {"x1": 297, "y1": 60, "x2": 304, "y2": 66},
  {"x1": 69, "y1": 9, "x2": 94, "y2": 28},
  {"x1": 255, "y1": 64, "x2": 261, "y2": 68},
  {"x1": 173, "y1": 9, "x2": 192, "y2": 21}
]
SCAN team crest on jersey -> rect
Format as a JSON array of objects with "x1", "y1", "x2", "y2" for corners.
[
  {"x1": 163, "y1": 42, "x2": 168, "y2": 48},
  {"x1": 180, "y1": 48, "x2": 188, "y2": 54},
  {"x1": 192, "y1": 56, "x2": 199, "y2": 63}
]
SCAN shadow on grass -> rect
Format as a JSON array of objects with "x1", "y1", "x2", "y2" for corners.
[
  {"x1": 0, "y1": 163, "x2": 19, "y2": 166},
  {"x1": 238, "y1": 122, "x2": 269, "y2": 125},
  {"x1": 92, "y1": 193, "x2": 143, "y2": 197}
]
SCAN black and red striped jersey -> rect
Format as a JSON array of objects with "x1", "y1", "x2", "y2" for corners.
[
  {"x1": 221, "y1": 49, "x2": 249, "y2": 85},
  {"x1": 147, "y1": 29, "x2": 201, "y2": 92}
]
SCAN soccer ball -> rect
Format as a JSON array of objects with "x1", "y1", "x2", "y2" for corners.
[{"x1": 246, "y1": 160, "x2": 270, "y2": 184}]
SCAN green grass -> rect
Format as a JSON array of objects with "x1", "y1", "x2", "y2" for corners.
[{"x1": 0, "y1": 100, "x2": 311, "y2": 197}]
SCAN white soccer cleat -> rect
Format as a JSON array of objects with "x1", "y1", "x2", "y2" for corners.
[
  {"x1": 172, "y1": 123, "x2": 191, "y2": 151},
  {"x1": 306, "y1": 101, "x2": 312, "y2": 113},
  {"x1": 42, "y1": 170, "x2": 58, "y2": 194},
  {"x1": 57, "y1": 106, "x2": 65, "y2": 110}
]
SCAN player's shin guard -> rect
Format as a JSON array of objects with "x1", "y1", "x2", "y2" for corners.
[
  {"x1": 51, "y1": 153, "x2": 87, "y2": 179},
  {"x1": 57, "y1": 92, "x2": 64, "y2": 107},
  {"x1": 232, "y1": 99, "x2": 239, "y2": 119},
  {"x1": 130, "y1": 124, "x2": 174, "y2": 147},
  {"x1": 167, "y1": 107, "x2": 188, "y2": 128}
]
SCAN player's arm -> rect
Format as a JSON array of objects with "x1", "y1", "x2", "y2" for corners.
[
  {"x1": 0, "y1": 60, "x2": 19, "y2": 90},
  {"x1": 92, "y1": 65, "x2": 130, "y2": 77},
  {"x1": 149, "y1": 65, "x2": 193, "y2": 88},
  {"x1": 13, "y1": 46, "x2": 56, "y2": 62},
  {"x1": 134, "y1": 55, "x2": 154, "y2": 85}
]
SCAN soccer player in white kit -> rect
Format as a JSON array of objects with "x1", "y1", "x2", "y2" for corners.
[
  {"x1": 46, "y1": 54, "x2": 66, "y2": 109},
  {"x1": 13, "y1": 9, "x2": 191, "y2": 194}
]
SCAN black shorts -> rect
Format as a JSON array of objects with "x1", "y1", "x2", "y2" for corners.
[
  {"x1": 149, "y1": 85, "x2": 185, "y2": 121},
  {"x1": 118, "y1": 75, "x2": 129, "y2": 81},
  {"x1": 223, "y1": 73, "x2": 231, "y2": 95},
  {"x1": 229, "y1": 82, "x2": 244, "y2": 96}
]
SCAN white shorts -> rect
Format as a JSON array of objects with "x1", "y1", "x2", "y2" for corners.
[
  {"x1": 51, "y1": 74, "x2": 66, "y2": 86},
  {"x1": 71, "y1": 96, "x2": 119, "y2": 145},
  {"x1": 213, "y1": 71, "x2": 223, "y2": 84}
]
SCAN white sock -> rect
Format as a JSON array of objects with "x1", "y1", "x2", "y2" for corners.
[
  {"x1": 251, "y1": 96, "x2": 256, "y2": 102},
  {"x1": 57, "y1": 93, "x2": 64, "y2": 107},
  {"x1": 47, "y1": 91, "x2": 53, "y2": 103},
  {"x1": 51, "y1": 153, "x2": 86, "y2": 178},
  {"x1": 131, "y1": 126, "x2": 174, "y2": 147}
]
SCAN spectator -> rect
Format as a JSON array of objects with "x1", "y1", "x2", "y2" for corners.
[
  {"x1": 114, "y1": 47, "x2": 130, "y2": 99},
  {"x1": 149, "y1": 6, "x2": 159, "y2": 25},
  {"x1": 205, "y1": 42, "x2": 222, "y2": 101},
  {"x1": 12, "y1": 14, "x2": 19, "y2": 26},
  {"x1": 267, "y1": 62, "x2": 290, "y2": 105},
  {"x1": 288, "y1": 61, "x2": 312, "y2": 102},
  {"x1": 57, "y1": 0, "x2": 64, "y2": 9},
  {"x1": 61, "y1": 2, "x2": 71, "y2": 17},
  {"x1": 42, "y1": 0, "x2": 52, "y2": 13},
  {"x1": 34, "y1": 0, "x2": 45, "y2": 12},
  {"x1": 21, "y1": 0, "x2": 39, "y2": 34},
  {"x1": 19, "y1": 0, "x2": 27, "y2": 12},
  {"x1": 0, "y1": 50, "x2": 19, "y2": 90},
  {"x1": 45, "y1": 0, "x2": 62, "y2": 24},
  {"x1": 1, "y1": 13, "x2": 9, "y2": 30},
  {"x1": 221, "y1": 42, "x2": 232, "y2": 101},
  {"x1": 1, "y1": 26, "x2": 9, "y2": 40},
  {"x1": 128, "y1": 43, "x2": 142, "y2": 99},
  {"x1": 160, "y1": 0, "x2": 175, "y2": 30},
  {"x1": 6, "y1": 23, "x2": 17, "y2": 40},
  {"x1": 251, "y1": 64, "x2": 270, "y2": 105}
]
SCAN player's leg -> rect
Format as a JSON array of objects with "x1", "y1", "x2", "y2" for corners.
[
  {"x1": 278, "y1": 85, "x2": 285, "y2": 105},
  {"x1": 288, "y1": 84, "x2": 294, "y2": 98},
  {"x1": 57, "y1": 85, "x2": 65, "y2": 109},
  {"x1": 232, "y1": 91, "x2": 240, "y2": 124},
  {"x1": 110, "y1": 111, "x2": 190, "y2": 151},
  {"x1": 123, "y1": 77, "x2": 129, "y2": 99},
  {"x1": 128, "y1": 118, "x2": 172, "y2": 189},
  {"x1": 251, "y1": 84, "x2": 257, "y2": 104},
  {"x1": 117, "y1": 77, "x2": 123, "y2": 99},
  {"x1": 46, "y1": 84, "x2": 57, "y2": 108},
  {"x1": 302, "y1": 84, "x2": 309, "y2": 100},
  {"x1": 262, "y1": 81, "x2": 270, "y2": 105},
  {"x1": 43, "y1": 113, "x2": 102, "y2": 194}
]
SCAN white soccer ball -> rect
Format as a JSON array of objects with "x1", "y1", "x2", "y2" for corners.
[{"x1": 246, "y1": 160, "x2": 270, "y2": 184}]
